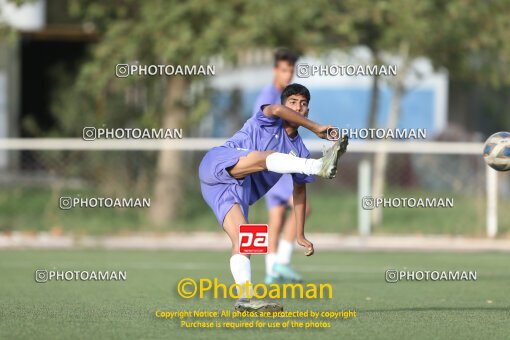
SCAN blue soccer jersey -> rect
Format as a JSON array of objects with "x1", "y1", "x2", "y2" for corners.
[
  {"x1": 252, "y1": 84, "x2": 295, "y2": 209},
  {"x1": 198, "y1": 107, "x2": 314, "y2": 226}
]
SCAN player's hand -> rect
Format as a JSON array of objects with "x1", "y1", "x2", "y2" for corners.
[
  {"x1": 314, "y1": 124, "x2": 333, "y2": 140},
  {"x1": 297, "y1": 236, "x2": 314, "y2": 256}
]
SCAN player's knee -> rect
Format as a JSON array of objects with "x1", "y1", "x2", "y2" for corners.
[{"x1": 261, "y1": 150, "x2": 276, "y2": 169}]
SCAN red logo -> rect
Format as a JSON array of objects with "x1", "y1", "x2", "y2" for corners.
[{"x1": 239, "y1": 224, "x2": 268, "y2": 254}]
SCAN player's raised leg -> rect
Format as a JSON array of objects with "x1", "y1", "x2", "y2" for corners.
[
  {"x1": 228, "y1": 136, "x2": 348, "y2": 180},
  {"x1": 227, "y1": 151, "x2": 276, "y2": 179},
  {"x1": 223, "y1": 204, "x2": 283, "y2": 312}
]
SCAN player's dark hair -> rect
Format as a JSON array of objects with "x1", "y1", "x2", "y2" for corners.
[
  {"x1": 274, "y1": 47, "x2": 298, "y2": 67},
  {"x1": 281, "y1": 83, "x2": 311, "y2": 104}
]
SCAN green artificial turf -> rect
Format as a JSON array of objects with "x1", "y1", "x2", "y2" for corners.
[{"x1": 1, "y1": 249, "x2": 509, "y2": 339}]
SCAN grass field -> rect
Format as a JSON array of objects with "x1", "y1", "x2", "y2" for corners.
[{"x1": 1, "y1": 249, "x2": 509, "y2": 339}]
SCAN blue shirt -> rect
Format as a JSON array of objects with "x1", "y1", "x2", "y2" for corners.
[
  {"x1": 252, "y1": 84, "x2": 281, "y2": 115},
  {"x1": 223, "y1": 108, "x2": 315, "y2": 205}
]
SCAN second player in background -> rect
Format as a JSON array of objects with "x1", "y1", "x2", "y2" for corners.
[{"x1": 252, "y1": 48, "x2": 311, "y2": 284}]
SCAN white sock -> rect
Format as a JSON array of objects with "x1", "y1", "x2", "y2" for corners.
[
  {"x1": 266, "y1": 153, "x2": 322, "y2": 175},
  {"x1": 230, "y1": 254, "x2": 253, "y2": 299},
  {"x1": 277, "y1": 239, "x2": 294, "y2": 265},
  {"x1": 265, "y1": 252, "x2": 277, "y2": 276}
]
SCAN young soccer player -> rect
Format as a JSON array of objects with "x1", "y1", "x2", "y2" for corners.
[
  {"x1": 199, "y1": 83, "x2": 348, "y2": 312},
  {"x1": 252, "y1": 48, "x2": 310, "y2": 284}
]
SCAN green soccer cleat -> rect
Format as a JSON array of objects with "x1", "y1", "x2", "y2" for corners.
[
  {"x1": 273, "y1": 263, "x2": 303, "y2": 283},
  {"x1": 317, "y1": 135, "x2": 349, "y2": 179},
  {"x1": 234, "y1": 298, "x2": 283, "y2": 312}
]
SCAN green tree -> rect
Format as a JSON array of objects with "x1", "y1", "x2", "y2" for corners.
[
  {"x1": 65, "y1": 0, "x2": 246, "y2": 225},
  {"x1": 320, "y1": 0, "x2": 510, "y2": 227},
  {"x1": 65, "y1": 0, "x2": 334, "y2": 226}
]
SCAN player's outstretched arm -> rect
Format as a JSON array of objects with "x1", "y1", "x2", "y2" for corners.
[
  {"x1": 263, "y1": 105, "x2": 331, "y2": 140},
  {"x1": 293, "y1": 182, "x2": 314, "y2": 256}
]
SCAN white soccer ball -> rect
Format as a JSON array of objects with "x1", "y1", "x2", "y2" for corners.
[{"x1": 483, "y1": 131, "x2": 510, "y2": 171}]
